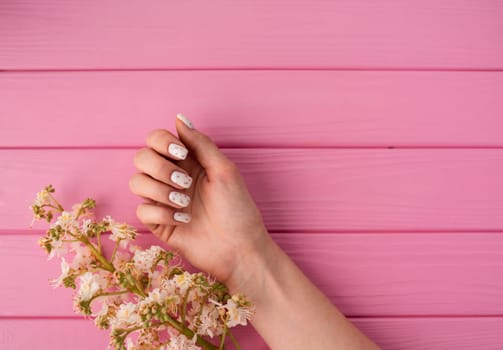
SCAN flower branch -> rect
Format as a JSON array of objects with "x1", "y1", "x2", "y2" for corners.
[{"x1": 30, "y1": 185, "x2": 254, "y2": 350}]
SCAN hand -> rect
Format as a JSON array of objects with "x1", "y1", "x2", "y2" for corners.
[
  {"x1": 130, "y1": 114, "x2": 381, "y2": 349},
  {"x1": 129, "y1": 114, "x2": 273, "y2": 288}
]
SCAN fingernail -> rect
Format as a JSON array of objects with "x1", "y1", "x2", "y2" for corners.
[
  {"x1": 168, "y1": 191, "x2": 190, "y2": 207},
  {"x1": 168, "y1": 143, "x2": 188, "y2": 160},
  {"x1": 170, "y1": 170, "x2": 192, "y2": 189},
  {"x1": 176, "y1": 113, "x2": 194, "y2": 129},
  {"x1": 174, "y1": 212, "x2": 191, "y2": 223}
]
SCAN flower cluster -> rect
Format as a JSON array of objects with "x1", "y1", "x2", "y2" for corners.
[{"x1": 30, "y1": 185, "x2": 254, "y2": 350}]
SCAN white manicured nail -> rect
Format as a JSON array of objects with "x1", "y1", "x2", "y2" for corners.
[
  {"x1": 168, "y1": 143, "x2": 188, "y2": 160},
  {"x1": 170, "y1": 170, "x2": 192, "y2": 189},
  {"x1": 169, "y1": 191, "x2": 190, "y2": 207},
  {"x1": 176, "y1": 113, "x2": 194, "y2": 129},
  {"x1": 173, "y1": 212, "x2": 191, "y2": 223}
]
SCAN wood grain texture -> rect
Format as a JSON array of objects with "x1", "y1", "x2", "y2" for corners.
[
  {"x1": 1, "y1": 233, "x2": 502, "y2": 316},
  {"x1": 1, "y1": 71, "x2": 502, "y2": 147},
  {"x1": 2, "y1": 149, "x2": 503, "y2": 232},
  {"x1": 1, "y1": 1, "x2": 502, "y2": 70},
  {"x1": 1, "y1": 317, "x2": 503, "y2": 350}
]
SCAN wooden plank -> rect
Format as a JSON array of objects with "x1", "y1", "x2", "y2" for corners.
[
  {"x1": 1, "y1": 233, "x2": 502, "y2": 316},
  {"x1": 1, "y1": 1, "x2": 502, "y2": 70},
  {"x1": 1, "y1": 317, "x2": 502, "y2": 350},
  {"x1": 1, "y1": 71, "x2": 502, "y2": 147},
  {"x1": 354, "y1": 318, "x2": 503, "y2": 350},
  {"x1": 3, "y1": 149, "x2": 503, "y2": 232}
]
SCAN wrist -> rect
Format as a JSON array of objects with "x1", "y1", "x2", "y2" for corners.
[{"x1": 225, "y1": 230, "x2": 282, "y2": 306}]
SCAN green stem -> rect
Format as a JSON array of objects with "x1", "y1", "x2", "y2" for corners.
[
  {"x1": 69, "y1": 232, "x2": 114, "y2": 273},
  {"x1": 97, "y1": 230, "x2": 102, "y2": 254},
  {"x1": 123, "y1": 325, "x2": 142, "y2": 337},
  {"x1": 110, "y1": 240, "x2": 120, "y2": 264},
  {"x1": 181, "y1": 287, "x2": 192, "y2": 325},
  {"x1": 145, "y1": 256, "x2": 163, "y2": 292},
  {"x1": 163, "y1": 315, "x2": 221, "y2": 350},
  {"x1": 85, "y1": 239, "x2": 115, "y2": 272},
  {"x1": 219, "y1": 325, "x2": 228, "y2": 350},
  {"x1": 227, "y1": 330, "x2": 241, "y2": 350},
  {"x1": 74, "y1": 207, "x2": 83, "y2": 220},
  {"x1": 88, "y1": 290, "x2": 129, "y2": 304},
  {"x1": 145, "y1": 274, "x2": 152, "y2": 292},
  {"x1": 46, "y1": 193, "x2": 64, "y2": 212},
  {"x1": 194, "y1": 294, "x2": 210, "y2": 328},
  {"x1": 125, "y1": 272, "x2": 146, "y2": 298},
  {"x1": 41, "y1": 204, "x2": 64, "y2": 212}
]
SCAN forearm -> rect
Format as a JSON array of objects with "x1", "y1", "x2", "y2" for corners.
[{"x1": 227, "y1": 234, "x2": 380, "y2": 350}]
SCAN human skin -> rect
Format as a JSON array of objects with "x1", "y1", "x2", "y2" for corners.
[{"x1": 129, "y1": 114, "x2": 381, "y2": 349}]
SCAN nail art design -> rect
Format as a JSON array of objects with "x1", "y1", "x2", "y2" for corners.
[
  {"x1": 173, "y1": 212, "x2": 191, "y2": 223},
  {"x1": 168, "y1": 191, "x2": 190, "y2": 207},
  {"x1": 168, "y1": 143, "x2": 188, "y2": 160},
  {"x1": 176, "y1": 113, "x2": 194, "y2": 129},
  {"x1": 170, "y1": 171, "x2": 192, "y2": 189}
]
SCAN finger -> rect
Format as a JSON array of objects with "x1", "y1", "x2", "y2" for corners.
[
  {"x1": 136, "y1": 202, "x2": 192, "y2": 225},
  {"x1": 134, "y1": 147, "x2": 193, "y2": 190},
  {"x1": 129, "y1": 172, "x2": 191, "y2": 209},
  {"x1": 146, "y1": 129, "x2": 189, "y2": 161},
  {"x1": 175, "y1": 114, "x2": 237, "y2": 180}
]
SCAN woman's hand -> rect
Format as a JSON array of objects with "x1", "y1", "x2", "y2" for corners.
[
  {"x1": 129, "y1": 114, "x2": 272, "y2": 288},
  {"x1": 130, "y1": 114, "x2": 381, "y2": 349}
]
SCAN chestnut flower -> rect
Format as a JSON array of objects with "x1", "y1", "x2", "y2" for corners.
[
  {"x1": 111, "y1": 302, "x2": 142, "y2": 330},
  {"x1": 160, "y1": 334, "x2": 201, "y2": 350},
  {"x1": 104, "y1": 215, "x2": 137, "y2": 249},
  {"x1": 133, "y1": 245, "x2": 163, "y2": 275},
  {"x1": 31, "y1": 185, "x2": 254, "y2": 350},
  {"x1": 77, "y1": 272, "x2": 103, "y2": 301},
  {"x1": 50, "y1": 257, "x2": 71, "y2": 288}
]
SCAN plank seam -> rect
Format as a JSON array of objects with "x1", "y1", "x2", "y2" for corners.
[
  {"x1": 6, "y1": 230, "x2": 503, "y2": 235},
  {"x1": 4, "y1": 146, "x2": 503, "y2": 150},
  {"x1": 2, "y1": 67, "x2": 503, "y2": 73},
  {"x1": 2, "y1": 315, "x2": 503, "y2": 320}
]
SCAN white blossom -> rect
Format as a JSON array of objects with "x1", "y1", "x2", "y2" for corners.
[
  {"x1": 111, "y1": 302, "x2": 141, "y2": 329},
  {"x1": 71, "y1": 203, "x2": 94, "y2": 220},
  {"x1": 160, "y1": 277, "x2": 178, "y2": 295},
  {"x1": 195, "y1": 304, "x2": 223, "y2": 338},
  {"x1": 95, "y1": 302, "x2": 109, "y2": 319},
  {"x1": 224, "y1": 299, "x2": 253, "y2": 327},
  {"x1": 105, "y1": 215, "x2": 137, "y2": 248},
  {"x1": 133, "y1": 245, "x2": 162, "y2": 275},
  {"x1": 47, "y1": 237, "x2": 68, "y2": 260},
  {"x1": 160, "y1": 334, "x2": 201, "y2": 350},
  {"x1": 210, "y1": 297, "x2": 253, "y2": 328},
  {"x1": 81, "y1": 218, "x2": 93, "y2": 234},
  {"x1": 34, "y1": 189, "x2": 51, "y2": 206},
  {"x1": 53, "y1": 211, "x2": 78, "y2": 232},
  {"x1": 125, "y1": 337, "x2": 134, "y2": 350},
  {"x1": 70, "y1": 242, "x2": 93, "y2": 269},
  {"x1": 77, "y1": 272, "x2": 102, "y2": 301},
  {"x1": 149, "y1": 270, "x2": 163, "y2": 289},
  {"x1": 174, "y1": 272, "x2": 193, "y2": 294},
  {"x1": 143, "y1": 288, "x2": 167, "y2": 304},
  {"x1": 50, "y1": 257, "x2": 70, "y2": 288},
  {"x1": 113, "y1": 250, "x2": 133, "y2": 268}
]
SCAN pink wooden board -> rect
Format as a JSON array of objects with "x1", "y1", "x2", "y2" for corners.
[
  {"x1": 1, "y1": 233, "x2": 502, "y2": 317},
  {"x1": 1, "y1": 1, "x2": 502, "y2": 70},
  {"x1": 2, "y1": 0, "x2": 502, "y2": 348},
  {"x1": 1, "y1": 317, "x2": 502, "y2": 350},
  {"x1": 3, "y1": 149, "x2": 503, "y2": 232},
  {"x1": 1, "y1": 71, "x2": 502, "y2": 147}
]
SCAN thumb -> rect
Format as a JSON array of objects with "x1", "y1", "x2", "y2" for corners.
[{"x1": 175, "y1": 114, "x2": 233, "y2": 180}]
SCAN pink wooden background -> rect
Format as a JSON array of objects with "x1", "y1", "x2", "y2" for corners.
[{"x1": 1, "y1": 1, "x2": 502, "y2": 349}]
